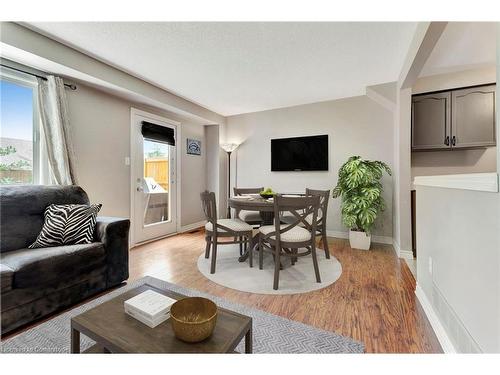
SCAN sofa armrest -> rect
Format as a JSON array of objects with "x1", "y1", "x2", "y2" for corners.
[{"x1": 95, "y1": 216, "x2": 130, "y2": 287}]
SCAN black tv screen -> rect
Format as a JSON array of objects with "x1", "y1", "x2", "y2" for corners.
[{"x1": 271, "y1": 135, "x2": 328, "y2": 171}]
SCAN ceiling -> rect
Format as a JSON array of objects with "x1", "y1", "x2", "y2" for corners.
[
  {"x1": 420, "y1": 22, "x2": 497, "y2": 77},
  {"x1": 24, "y1": 22, "x2": 418, "y2": 116}
]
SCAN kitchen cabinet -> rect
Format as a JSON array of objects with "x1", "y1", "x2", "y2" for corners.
[
  {"x1": 411, "y1": 84, "x2": 496, "y2": 151},
  {"x1": 412, "y1": 92, "x2": 451, "y2": 150},
  {"x1": 451, "y1": 85, "x2": 496, "y2": 148}
]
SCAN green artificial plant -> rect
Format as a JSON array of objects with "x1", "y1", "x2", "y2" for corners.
[{"x1": 332, "y1": 156, "x2": 391, "y2": 234}]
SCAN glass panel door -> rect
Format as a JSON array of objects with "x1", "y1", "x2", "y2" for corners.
[{"x1": 131, "y1": 109, "x2": 177, "y2": 245}]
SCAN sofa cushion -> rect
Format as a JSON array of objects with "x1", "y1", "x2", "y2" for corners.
[
  {"x1": 1, "y1": 264, "x2": 14, "y2": 293},
  {"x1": 0, "y1": 185, "x2": 90, "y2": 252},
  {"x1": 1, "y1": 243, "x2": 105, "y2": 289}
]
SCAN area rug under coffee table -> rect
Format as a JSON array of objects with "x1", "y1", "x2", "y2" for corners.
[{"x1": 0, "y1": 276, "x2": 364, "y2": 353}]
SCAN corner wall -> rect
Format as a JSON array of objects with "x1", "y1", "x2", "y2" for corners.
[
  {"x1": 226, "y1": 95, "x2": 394, "y2": 239},
  {"x1": 67, "y1": 83, "x2": 208, "y2": 227}
]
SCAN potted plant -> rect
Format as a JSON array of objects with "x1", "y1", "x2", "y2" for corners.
[{"x1": 332, "y1": 156, "x2": 391, "y2": 250}]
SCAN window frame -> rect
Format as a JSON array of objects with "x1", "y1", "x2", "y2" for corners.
[{"x1": 0, "y1": 66, "x2": 47, "y2": 185}]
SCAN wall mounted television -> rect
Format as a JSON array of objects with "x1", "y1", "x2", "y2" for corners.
[{"x1": 271, "y1": 135, "x2": 328, "y2": 171}]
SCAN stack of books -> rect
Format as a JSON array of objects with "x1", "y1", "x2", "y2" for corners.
[{"x1": 124, "y1": 290, "x2": 177, "y2": 328}]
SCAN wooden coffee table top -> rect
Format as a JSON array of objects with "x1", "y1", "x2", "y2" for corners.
[{"x1": 71, "y1": 284, "x2": 252, "y2": 353}]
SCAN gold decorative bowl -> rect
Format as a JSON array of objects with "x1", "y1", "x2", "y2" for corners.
[{"x1": 170, "y1": 297, "x2": 218, "y2": 343}]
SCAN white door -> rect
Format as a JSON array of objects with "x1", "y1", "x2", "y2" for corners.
[{"x1": 131, "y1": 109, "x2": 178, "y2": 245}]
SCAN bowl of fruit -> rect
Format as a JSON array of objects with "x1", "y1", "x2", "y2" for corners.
[{"x1": 259, "y1": 188, "x2": 276, "y2": 200}]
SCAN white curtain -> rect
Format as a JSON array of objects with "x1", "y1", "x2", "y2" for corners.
[{"x1": 37, "y1": 76, "x2": 77, "y2": 185}]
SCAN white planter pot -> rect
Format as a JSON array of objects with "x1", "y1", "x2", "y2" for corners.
[{"x1": 349, "y1": 230, "x2": 371, "y2": 250}]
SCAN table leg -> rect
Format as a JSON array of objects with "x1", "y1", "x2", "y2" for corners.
[
  {"x1": 71, "y1": 327, "x2": 80, "y2": 354},
  {"x1": 245, "y1": 324, "x2": 253, "y2": 354},
  {"x1": 260, "y1": 211, "x2": 274, "y2": 225}
]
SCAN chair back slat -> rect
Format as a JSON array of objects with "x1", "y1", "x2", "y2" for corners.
[
  {"x1": 234, "y1": 187, "x2": 263, "y2": 195},
  {"x1": 200, "y1": 191, "x2": 217, "y2": 226},
  {"x1": 268, "y1": 195, "x2": 320, "y2": 243},
  {"x1": 305, "y1": 188, "x2": 330, "y2": 225}
]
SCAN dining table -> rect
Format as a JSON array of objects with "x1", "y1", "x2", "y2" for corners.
[{"x1": 229, "y1": 194, "x2": 307, "y2": 264}]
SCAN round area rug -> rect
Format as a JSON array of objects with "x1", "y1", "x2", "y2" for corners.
[{"x1": 197, "y1": 244, "x2": 342, "y2": 295}]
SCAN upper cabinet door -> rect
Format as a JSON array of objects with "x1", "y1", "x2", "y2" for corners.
[
  {"x1": 412, "y1": 92, "x2": 451, "y2": 151},
  {"x1": 451, "y1": 85, "x2": 496, "y2": 149}
]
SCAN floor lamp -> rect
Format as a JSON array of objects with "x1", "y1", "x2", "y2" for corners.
[{"x1": 220, "y1": 143, "x2": 239, "y2": 218}]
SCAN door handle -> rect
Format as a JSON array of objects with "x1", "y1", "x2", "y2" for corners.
[
  {"x1": 444, "y1": 136, "x2": 450, "y2": 146},
  {"x1": 452, "y1": 136, "x2": 456, "y2": 146}
]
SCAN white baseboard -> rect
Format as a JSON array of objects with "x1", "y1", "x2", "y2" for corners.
[
  {"x1": 399, "y1": 249, "x2": 414, "y2": 260},
  {"x1": 415, "y1": 283, "x2": 456, "y2": 353},
  {"x1": 326, "y1": 230, "x2": 393, "y2": 245},
  {"x1": 180, "y1": 220, "x2": 206, "y2": 233},
  {"x1": 392, "y1": 239, "x2": 400, "y2": 256},
  {"x1": 326, "y1": 230, "x2": 349, "y2": 239},
  {"x1": 391, "y1": 239, "x2": 415, "y2": 259}
]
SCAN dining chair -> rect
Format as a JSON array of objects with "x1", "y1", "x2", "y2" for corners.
[
  {"x1": 201, "y1": 191, "x2": 253, "y2": 274},
  {"x1": 258, "y1": 194, "x2": 321, "y2": 290},
  {"x1": 233, "y1": 187, "x2": 264, "y2": 225},
  {"x1": 305, "y1": 188, "x2": 331, "y2": 259}
]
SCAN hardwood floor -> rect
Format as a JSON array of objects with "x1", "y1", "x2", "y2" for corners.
[
  {"x1": 129, "y1": 230, "x2": 442, "y2": 353},
  {"x1": 2, "y1": 229, "x2": 441, "y2": 353}
]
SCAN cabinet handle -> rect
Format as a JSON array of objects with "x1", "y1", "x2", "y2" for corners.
[
  {"x1": 444, "y1": 136, "x2": 450, "y2": 146},
  {"x1": 452, "y1": 136, "x2": 456, "y2": 146}
]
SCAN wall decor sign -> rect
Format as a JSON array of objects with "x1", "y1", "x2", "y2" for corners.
[{"x1": 186, "y1": 138, "x2": 201, "y2": 155}]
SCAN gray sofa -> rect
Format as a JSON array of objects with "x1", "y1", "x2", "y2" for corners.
[{"x1": 0, "y1": 185, "x2": 130, "y2": 335}]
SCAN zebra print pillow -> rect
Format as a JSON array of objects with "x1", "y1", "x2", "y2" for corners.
[{"x1": 29, "y1": 204, "x2": 102, "y2": 249}]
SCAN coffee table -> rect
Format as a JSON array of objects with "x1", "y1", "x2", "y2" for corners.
[{"x1": 70, "y1": 284, "x2": 252, "y2": 353}]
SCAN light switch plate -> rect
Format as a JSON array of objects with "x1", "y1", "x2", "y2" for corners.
[{"x1": 125, "y1": 157, "x2": 130, "y2": 166}]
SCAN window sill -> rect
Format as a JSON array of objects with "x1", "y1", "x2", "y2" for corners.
[{"x1": 413, "y1": 173, "x2": 499, "y2": 193}]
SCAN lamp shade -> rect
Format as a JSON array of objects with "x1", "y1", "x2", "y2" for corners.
[{"x1": 220, "y1": 143, "x2": 239, "y2": 153}]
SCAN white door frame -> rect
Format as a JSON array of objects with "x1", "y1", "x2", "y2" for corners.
[{"x1": 130, "y1": 108, "x2": 182, "y2": 247}]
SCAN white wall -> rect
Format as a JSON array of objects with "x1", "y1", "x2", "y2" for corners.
[
  {"x1": 393, "y1": 88, "x2": 413, "y2": 254},
  {"x1": 205, "y1": 125, "x2": 226, "y2": 218},
  {"x1": 411, "y1": 66, "x2": 497, "y2": 180},
  {"x1": 226, "y1": 95, "x2": 394, "y2": 238},
  {"x1": 412, "y1": 148, "x2": 497, "y2": 179},
  {"x1": 66, "y1": 83, "x2": 208, "y2": 227},
  {"x1": 416, "y1": 185, "x2": 499, "y2": 352},
  {"x1": 180, "y1": 122, "x2": 207, "y2": 226}
]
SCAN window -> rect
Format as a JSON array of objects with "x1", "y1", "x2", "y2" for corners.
[
  {"x1": 143, "y1": 139, "x2": 170, "y2": 225},
  {"x1": 0, "y1": 67, "x2": 44, "y2": 185}
]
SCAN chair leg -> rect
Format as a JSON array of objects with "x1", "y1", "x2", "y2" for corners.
[
  {"x1": 273, "y1": 246, "x2": 281, "y2": 290},
  {"x1": 204, "y1": 237, "x2": 211, "y2": 259},
  {"x1": 249, "y1": 236, "x2": 253, "y2": 268},
  {"x1": 322, "y1": 232, "x2": 330, "y2": 259},
  {"x1": 259, "y1": 236, "x2": 263, "y2": 270},
  {"x1": 311, "y1": 243, "x2": 321, "y2": 283},
  {"x1": 239, "y1": 236, "x2": 243, "y2": 256},
  {"x1": 210, "y1": 242, "x2": 218, "y2": 274}
]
